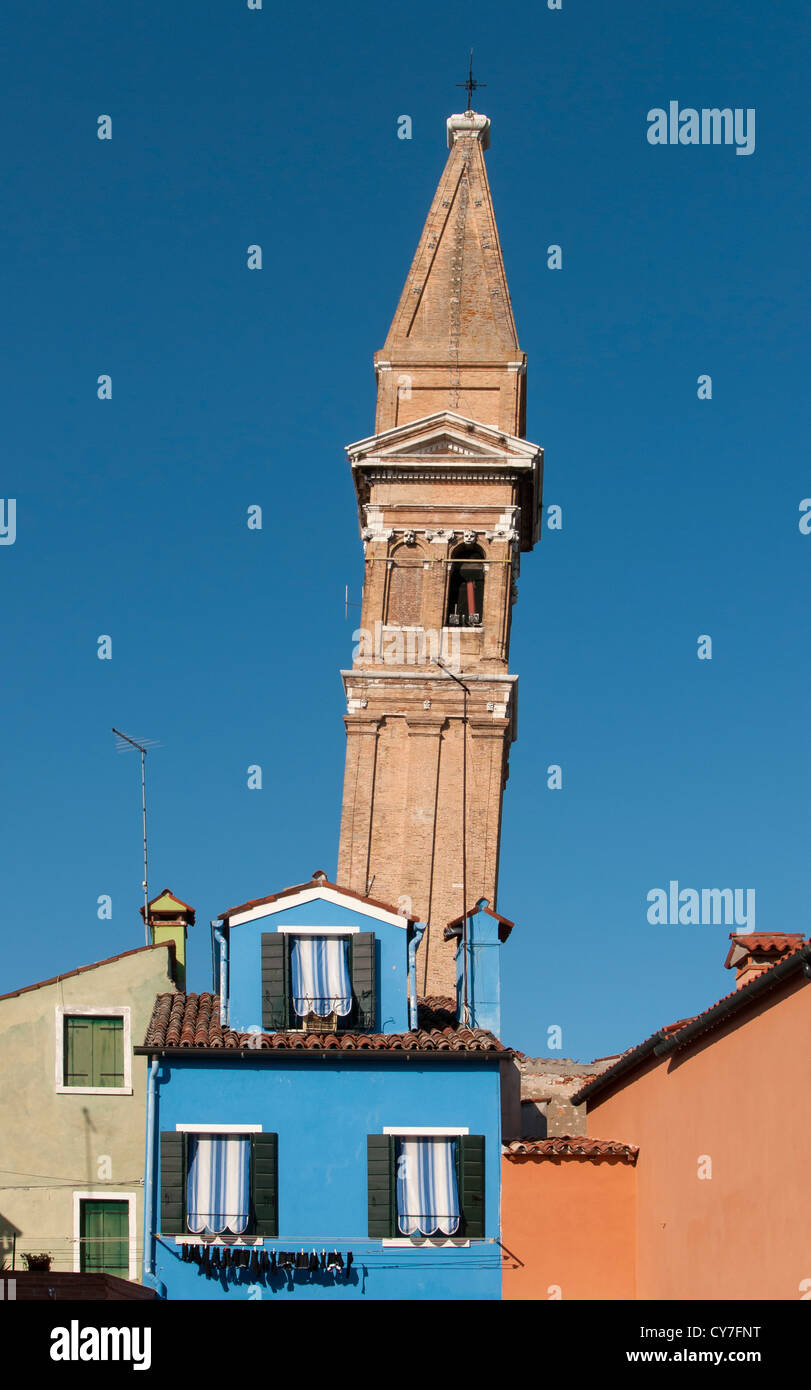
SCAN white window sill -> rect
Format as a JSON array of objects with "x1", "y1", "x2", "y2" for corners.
[
  {"x1": 382, "y1": 1236, "x2": 470, "y2": 1248},
  {"x1": 56, "y1": 1085, "x2": 133, "y2": 1096}
]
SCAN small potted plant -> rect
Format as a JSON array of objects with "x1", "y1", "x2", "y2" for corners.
[{"x1": 22, "y1": 1252, "x2": 52, "y2": 1272}]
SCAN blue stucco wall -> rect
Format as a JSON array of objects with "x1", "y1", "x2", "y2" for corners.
[
  {"x1": 226, "y1": 896, "x2": 409, "y2": 1034},
  {"x1": 150, "y1": 1055, "x2": 502, "y2": 1301},
  {"x1": 454, "y1": 909, "x2": 503, "y2": 1036}
]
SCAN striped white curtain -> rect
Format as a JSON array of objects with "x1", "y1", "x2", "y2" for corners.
[
  {"x1": 186, "y1": 1135, "x2": 250, "y2": 1235},
  {"x1": 291, "y1": 936, "x2": 352, "y2": 1018},
  {"x1": 395, "y1": 1138, "x2": 460, "y2": 1236}
]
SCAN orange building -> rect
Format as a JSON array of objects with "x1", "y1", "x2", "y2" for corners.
[{"x1": 502, "y1": 933, "x2": 811, "y2": 1300}]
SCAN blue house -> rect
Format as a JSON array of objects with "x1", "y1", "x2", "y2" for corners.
[{"x1": 138, "y1": 872, "x2": 510, "y2": 1300}]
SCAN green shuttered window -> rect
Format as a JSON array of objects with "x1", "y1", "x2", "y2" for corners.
[
  {"x1": 251, "y1": 1132, "x2": 279, "y2": 1237},
  {"x1": 367, "y1": 1134, "x2": 396, "y2": 1237},
  {"x1": 261, "y1": 934, "x2": 290, "y2": 1030},
  {"x1": 80, "y1": 1199, "x2": 129, "y2": 1276},
  {"x1": 457, "y1": 1134, "x2": 486, "y2": 1239},
  {"x1": 350, "y1": 933, "x2": 375, "y2": 1030},
  {"x1": 366, "y1": 1134, "x2": 486, "y2": 1239},
  {"x1": 159, "y1": 1131, "x2": 278, "y2": 1237},
  {"x1": 261, "y1": 931, "x2": 376, "y2": 1031},
  {"x1": 63, "y1": 1015, "x2": 124, "y2": 1088},
  {"x1": 159, "y1": 1131, "x2": 187, "y2": 1235}
]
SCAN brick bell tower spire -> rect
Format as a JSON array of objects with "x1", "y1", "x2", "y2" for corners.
[{"x1": 337, "y1": 107, "x2": 543, "y2": 1002}]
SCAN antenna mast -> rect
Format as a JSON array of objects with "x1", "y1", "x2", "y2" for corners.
[{"x1": 112, "y1": 728, "x2": 160, "y2": 945}]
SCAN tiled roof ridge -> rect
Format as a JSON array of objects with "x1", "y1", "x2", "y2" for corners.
[
  {"x1": 219, "y1": 876, "x2": 412, "y2": 923},
  {"x1": 503, "y1": 1137, "x2": 639, "y2": 1164},
  {"x1": 0, "y1": 942, "x2": 177, "y2": 1005},
  {"x1": 572, "y1": 938, "x2": 811, "y2": 1106},
  {"x1": 142, "y1": 992, "x2": 505, "y2": 1054}
]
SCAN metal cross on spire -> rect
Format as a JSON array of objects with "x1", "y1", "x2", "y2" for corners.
[{"x1": 456, "y1": 49, "x2": 486, "y2": 112}]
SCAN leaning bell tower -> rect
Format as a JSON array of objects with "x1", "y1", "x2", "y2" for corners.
[{"x1": 337, "y1": 106, "x2": 543, "y2": 1000}]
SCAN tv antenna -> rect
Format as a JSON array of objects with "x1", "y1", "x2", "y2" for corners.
[
  {"x1": 112, "y1": 728, "x2": 161, "y2": 945},
  {"x1": 344, "y1": 584, "x2": 364, "y2": 620}
]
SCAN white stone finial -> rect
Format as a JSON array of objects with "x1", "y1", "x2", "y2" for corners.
[{"x1": 447, "y1": 112, "x2": 490, "y2": 150}]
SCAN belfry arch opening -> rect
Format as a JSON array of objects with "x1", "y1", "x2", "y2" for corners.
[{"x1": 446, "y1": 544, "x2": 485, "y2": 628}]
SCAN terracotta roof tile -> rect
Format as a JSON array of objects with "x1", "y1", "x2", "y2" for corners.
[
  {"x1": 141, "y1": 993, "x2": 505, "y2": 1055},
  {"x1": 723, "y1": 931, "x2": 804, "y2": 971},
  {"x1": 417, "y1": 995, "x2": 457, "y2": 1029},
  {"x1": 503, "y1": 1137, "x2": 639, "y2": 1164},
  {"x1": 445, "y1": 900, "x2": 515, "y2": 942}
]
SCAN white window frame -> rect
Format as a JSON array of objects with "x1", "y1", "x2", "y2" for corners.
[
  {"x1": 73, "y1": 1191, "x2": 137, "y2": 1279},
  {"x1": 56, "y1": 1006, "x2": 132, "y2": 1096},
  {"x1": 175, "y1": 1123, "x2": 263, "y2": 1133},
  {"x1": 280, "y1": 931, "x2": 356, "y2": 1029},
  {"x1": 274, "y1": 924, "x2": 359, "y2": 936},
  {"x1": 383, "y1": 1125, "x2": 471, "y2": 1248},
  {"x1": 173, "y1": 1124, "x2": 263, "y2": 1244}
]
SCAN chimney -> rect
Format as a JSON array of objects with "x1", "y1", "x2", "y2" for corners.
[
  {"x1": 444, "y1": 898, "x2": 514, "y2": 1035},
  {"x1": 140, "y1": 889, "x2": 195, "y2": 992},
  {"x1": 724, "y1": 932, "x2": 804, "y2": 990}
]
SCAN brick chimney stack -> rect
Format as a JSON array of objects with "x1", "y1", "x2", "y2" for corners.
[{"x1": 724, "y1": 932, "x2": 805, "y2": 989}]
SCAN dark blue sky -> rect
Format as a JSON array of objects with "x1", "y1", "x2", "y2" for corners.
[{"x1": 2, "y1": 0, "x2": 808, "y2": 1059}]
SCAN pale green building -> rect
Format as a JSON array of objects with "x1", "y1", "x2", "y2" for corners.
[{"x1": 0, "y1": 897, "x2": 190, "y2": 1281}]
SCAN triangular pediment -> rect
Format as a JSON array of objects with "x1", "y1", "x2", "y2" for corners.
[
  {"x1": 388, "y1": 431, "x2": 497, "y2": 459},
  {"x1": 347, "y1": 412, "x2": 540, "y2": 466}
]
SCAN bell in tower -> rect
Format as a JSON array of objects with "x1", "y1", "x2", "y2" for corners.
[{"x1": 337, "y1": 106, "x2": 543, "y2": 1002}]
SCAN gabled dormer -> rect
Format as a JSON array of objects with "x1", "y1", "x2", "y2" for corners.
[{"x1": 213, "y1": 871, "x2": 416, "y2": 1035}]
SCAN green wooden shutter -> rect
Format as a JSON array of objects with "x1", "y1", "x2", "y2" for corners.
[
  {"x1": 457, "y1": 1134, "x2": 485, "y2": 1239},
  {"x1": 351, "y1": 933, "x2": 376, "y2": 1030},
  {"x1": 367, "y1": 1134, "x2": 395, "y2": 1238},
  {"x1": 64, "y1": 1017, "x2": 125, "y2": 1088},
  {"x1": 64, "y1": 1017, "x2": 92, "y2": 1086},
  {"x1": 160, "y1": 1131, "x2": 187, "y2": 1235},
  {"x1": 81, "y1": 1199, "x2": 128, "y2": 1276},
  {"x1": 261, "y1": 932, "x2": 290, "y2": 1030},
  {"x1": 251, "y1": 1132, "x2": 278, "y2": 1237},
  {"x1": 95, "y1": 1017, "x2": 124, "y2": 1087}
]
